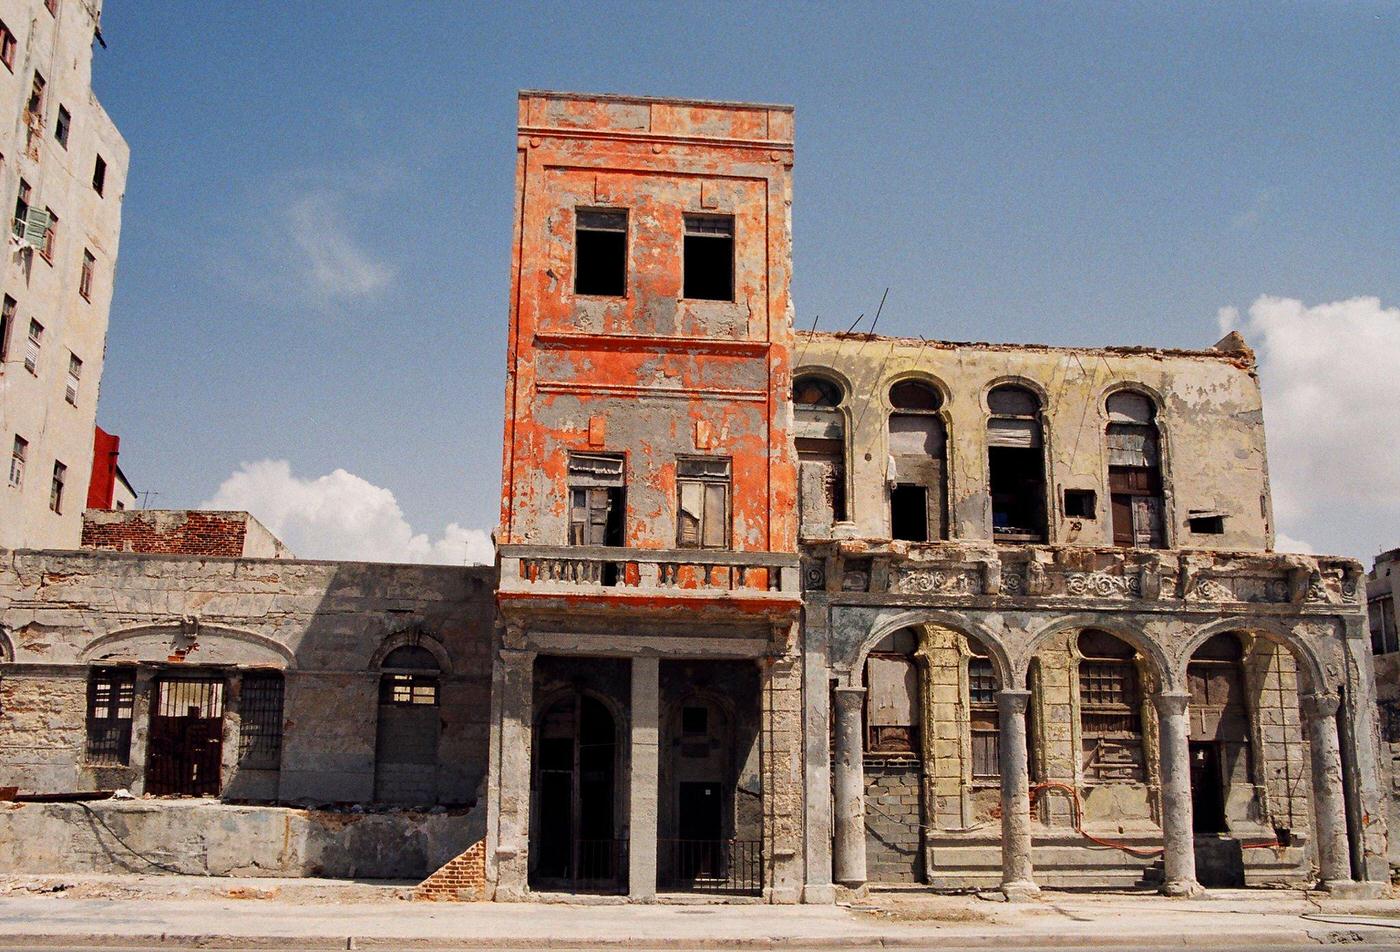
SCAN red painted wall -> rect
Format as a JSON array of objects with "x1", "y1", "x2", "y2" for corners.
[{"x1": 87, "y1": 426, "x2": 120, "y2": 509}]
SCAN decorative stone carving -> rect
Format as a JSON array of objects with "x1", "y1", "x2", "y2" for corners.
[
  {"x1": 896, "y1": 569, "x2": 976, "y2": 596},
  {"x1": 1025, "y1": 560, "x2": 1050, "y2": 596},
  {"x1": 801, "y1": 559, "x2": 826, "y2": 591},
  {"x1": 841, "y1": 571, "x2": 869, "y2": 592},
  {"x1": 1065, "y1": 572, "x2": 1142, "y2": 599},
  {"x1": 1188, "y1": 576, "x2": 1234, "y2": 602},
  {"x1": 1001, "y1": 567, "x2": 1026, "y2": 597},
  {"x1": 1340, "y1": 575, "x2": 1360, "y2": 602},
  {"x1": 1304, "y1": 570, "x2": 1330, "y2": 604}
]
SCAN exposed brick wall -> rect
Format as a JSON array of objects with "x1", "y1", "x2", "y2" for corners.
[
  {"x1": 81, "y1": 511, "x2": 249, "y2": 557},
  {"x1": 414, "y1": 839, "x2": 486, "y2": 901}
]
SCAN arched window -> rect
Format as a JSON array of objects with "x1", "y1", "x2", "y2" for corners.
[
  {"x1": 1106, "y1": 391, "x2": 1165, "y2": 548},
  {"x1": 987, "y1": 384, "x2": 1047, "y2": 543},
  {"x1": 888, "y1": 381, "x2": 947, "y2": 542},
  {"x1": 375, "y1": 643, "x2": 442, "y2": 804},
  {"x1": 793, "y1": 373, "x2": 847, "y2": 532},
  {"x1": 864, "y1": 628, "x2": 921, "y2": 755},
  {"x1": 1077, "y1": 630, "x2": 1145, "y2": 783},
  {"x1": 1186, "y1": 633, "x2": 1252, "y2": 833}
]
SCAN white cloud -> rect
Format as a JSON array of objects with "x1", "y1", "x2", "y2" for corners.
[
  {"x1": 1273, "y1": 533, "x2": 1314, "y2": 555},
  {"x1": 201, "y1": 460, "x2": 492, "y2": 566},
  {"x1": 286, "y1": 191, "x2": 395, "y2": 301},
  {"x1": 1219, "y1": 295, "x2": 1400, "y2": 559}
]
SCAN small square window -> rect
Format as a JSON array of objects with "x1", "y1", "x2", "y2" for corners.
[
  {"x1": 1064, "y1": 489, "x2": 1097, "y2": 519},
  {"x1": 54, "y1": 106, "x2": 69, "y2": 148},
  {"x1": 683, "y1": 214, "x2": 734, "y2": 301},
  {"x1": 1188, "y1": 515, "x2": 1225, "y2": 535},
  {"x1": 575, "y1": 208, "x2": 627, "y2": 297}
]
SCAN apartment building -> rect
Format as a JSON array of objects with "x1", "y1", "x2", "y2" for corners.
[{"x1": 0, "y1": 0, "x2": 127, "y2": 549}]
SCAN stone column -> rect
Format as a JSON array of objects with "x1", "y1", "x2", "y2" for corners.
[
  {"x1": 997, "y1": 689, "x2": 1038, "y2": 900},
  {"x1": 1302, "y1": 691, "x2": 1356, "y2": 891},
  {"x1": 491, "y1": 647, "x2": 535, "y2": 901},
  {"x1": 629, "y1": 655, "x2": 660, "y2": 900},
  {"x1": 831, "y1": 685, "x2": 867, "y2": 887},
  {"x1": 1153, "y1": 690, "x2": 1202, "y2": 896}
]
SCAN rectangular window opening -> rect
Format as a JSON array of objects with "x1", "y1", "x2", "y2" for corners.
[
  {"x1": 79, "y1": 249, "x2": 94, "y2": 300},
  {"x1": 54, "y1": 105, "x2": 69, "y2": 148},
  {"x1": 988, "y1": 445, "x2": 1047, "y2": 543},
  {"x1": 23, "y1": 319, "x2": 42, "y2": 374},
  {"x1": 682, "y1": 706, "x2": 709, "y2": 736},
  {"x1": 676, "y1": 455, "x2": 731, "y2": 549},
  {"x1": 50, "y1": 460, "x2": 66, "y2": 513},
  {"x1": 1369, "y1": 595, "x2": 1397, "y2": 656},
  {"x1": 239, "y1": 673, "x2": 285, "y2": 769},
  {"x1": 574, "y1": 208, "x2": 627, "y2": 297},
  {"x1": 1188, "y1": 515, "x2": 1225, "y2": 535},
  {"x1": 65, "y1": 352, "x2": 81, "y2": 404},
  {"x1": 85, "y1": 667, "x2": 135, "y2": 765},
  {"x1": 0, "y1": 20, "x2": 16, "y2": 71},
  {"x1": 92, "y1": 155, "x2": 106, "y2": 195},
  {"x1": 9, "y1": 435, "x2": 26, "y2": 487},
  {"x1": 890, "y1": 483, "x2": 929, "y2": 542},
  {"x1": 683, "y1": 214, "x2": 734, "y2": 301},
  {"x1": 0, "y1": 294, "x2": 14, "y2": 361},
  {"x1": 1064, "y1": 489, "x2": 1097, "y2": 519}
]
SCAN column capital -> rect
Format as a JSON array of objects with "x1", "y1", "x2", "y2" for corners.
[
  {"x1": 996, "y1": 688, "x2": 1032, "y2": 715},
  {"x1": 1301, "y1": 691, "x2": 1341, "y2": 721},
  {"x1": 833, "y1": 685, "x2": 866, "y2": 711},
  {"x1": 1152, "y1": 690, "x2": 1191, "y2": 717}
]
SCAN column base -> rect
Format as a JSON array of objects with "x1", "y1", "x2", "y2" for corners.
[
  {"x1": 1001, "y1": 879, "x2": 1041, "y2": 902},
  {"x1": 1318, "y1": 879, "x2": 1386, "y2": 899},
  {"x1": 802, "y1": 884, "x2": 838, "y2": 904},
  {"x1": 1159, "y1": 878, "x2": 1204, "y2": 898}
]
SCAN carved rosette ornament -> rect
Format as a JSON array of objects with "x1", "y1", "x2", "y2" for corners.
[
  {"x1": 1189, "y1": 577, "x2": 1234, "y2": 603},
  {"x1": 1065, "y1": 572, "x2": 1142, "y2": 599},
  {"x1": 1001, "y1": 568, "x2": 1026, "y2": 597},
  {"x1": 896, "y1": 569, "x2": 977, "y2": 596}
]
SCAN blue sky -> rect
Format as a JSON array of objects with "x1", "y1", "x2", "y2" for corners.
[{"x1": 91, "y1": 2, "x2": 1399, "y2": 562}]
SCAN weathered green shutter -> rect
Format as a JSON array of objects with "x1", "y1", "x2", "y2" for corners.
[{"x1": 22, "y1": 205, "x2": 50, "y2": 248}]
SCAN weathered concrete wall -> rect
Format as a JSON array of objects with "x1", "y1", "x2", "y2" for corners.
[
  {"x1": 863, "y1": 762, "x2": 921, "y2": 882},
  {"x1": 0, "y1": 549, "x2": 494, "y2": 807},
  {"x1": 0, "y1": 800, "x2": 477, "y2": 879},
  {"x1": 794, "y1": 332, "x2": 1272, "y2": 553},
  {"x1": 0, "y1": 0, "x2": 130, "y2": 550},
  {"x1": 498, "y1": 91, "x2": 797, "y2": 555}
]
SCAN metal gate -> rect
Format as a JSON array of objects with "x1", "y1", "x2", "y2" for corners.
[{"x1": 145, "y1": 673, "x2": 225, "y2": 796}]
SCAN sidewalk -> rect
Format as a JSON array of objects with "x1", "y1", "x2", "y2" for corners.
[{"x1": 0, "y1": 874, "x2": 1397, "y2": 949}]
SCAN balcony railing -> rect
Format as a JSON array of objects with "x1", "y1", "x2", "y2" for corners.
[
  {"x1": 499, "y1": 545, "x2": 801, "y2": 598},
  {"x1": 802, "y1": 541, "x2": 1364, "y2": 608}
]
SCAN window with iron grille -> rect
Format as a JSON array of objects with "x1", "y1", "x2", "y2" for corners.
[
  {"x1": 1078, "y1": 658, "x2": 1145, "y2": 782},
  {"x1": 380, "y1": 673, "x2": 438, "y2": 706},
  {"x1": 238, "y1": 672, "x2": 284, "y2": 769},
  {"x1": 968, "y1": 657, "x2": 1001, "y2": 779},
  {"x1": 85, "y1": 667, "x2": 135, "y2": 765}
]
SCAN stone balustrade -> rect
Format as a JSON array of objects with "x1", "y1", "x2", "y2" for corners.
[
  {"x1": 498, "y1": 544, "x2": 802, "y2": 598},
  {"x1": 803, "y1": 540, "x2": 1364, "y2": 607}
]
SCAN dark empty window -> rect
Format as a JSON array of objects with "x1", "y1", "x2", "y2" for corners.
[
  {"x1": 568, "y1": 453, "x2": 625, "y2": 548},
  {"x1": 683, "y1": 214, "x2": 733, "y2": 301},
  {"x1": 85, "y1": 667, "x2": 135, "y2": 765},
  {"x1": 793, "y1": 376, "x2": 842, "y2": 408},
  {"x1": 1371, "y1": 596, "x2": 1398, "y2": 655},
  {"x1": 682, "y1": 706, "x2": 709, "y2": 736},
  {"x1": 54, "y1": 106, "x2": 69, "y2": 148},
  {"x1": 987, "y1": 385, "x2": 1047, "y2": 542},
  {"x1": 1064, "y1": 489, "x2": 1097, "y2": 519},
  {"x1": 575, "y1": 209, "x2": 627, "y2": 296},
  {"x1": 1107, "y1": 391, "x2": 1165, "y2": 548},
  {"x1": 1188, "y1": 514, "x2": 1225, "y2": 535},
  {"x1": 238, "y1": 672, "x2": 284, "y2": 769},
  {"x1": 890, "y1": 484, "x2": 928, "y2": 542},
  {"x1": 92, "y1": 155, "x2": 106, "y2": 196}
]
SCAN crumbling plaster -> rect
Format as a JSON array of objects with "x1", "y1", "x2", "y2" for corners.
[{"x1": 794, "y1": 332, "x2": 1274, "y2": 553}]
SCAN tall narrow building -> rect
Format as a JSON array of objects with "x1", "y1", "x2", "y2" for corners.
[{"x1": 0, "y1": 0, "x2": 127, "y2": 549}]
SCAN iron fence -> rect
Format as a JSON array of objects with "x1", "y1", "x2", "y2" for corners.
[{"x1": 659, "y1": 838, "x2": 762, "y2": 895}]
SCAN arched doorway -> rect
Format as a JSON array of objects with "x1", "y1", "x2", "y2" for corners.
[{"x1": 530, "y1": 691, "x2": 622, "y2": 892}]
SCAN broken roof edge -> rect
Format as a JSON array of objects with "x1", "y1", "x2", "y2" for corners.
[
  {"x1": 796, "y1": 329, "x2": 1256, "y2": 366},
  {"x1": 518, "y1": 89, "x2": 794, "y2": 113}
]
